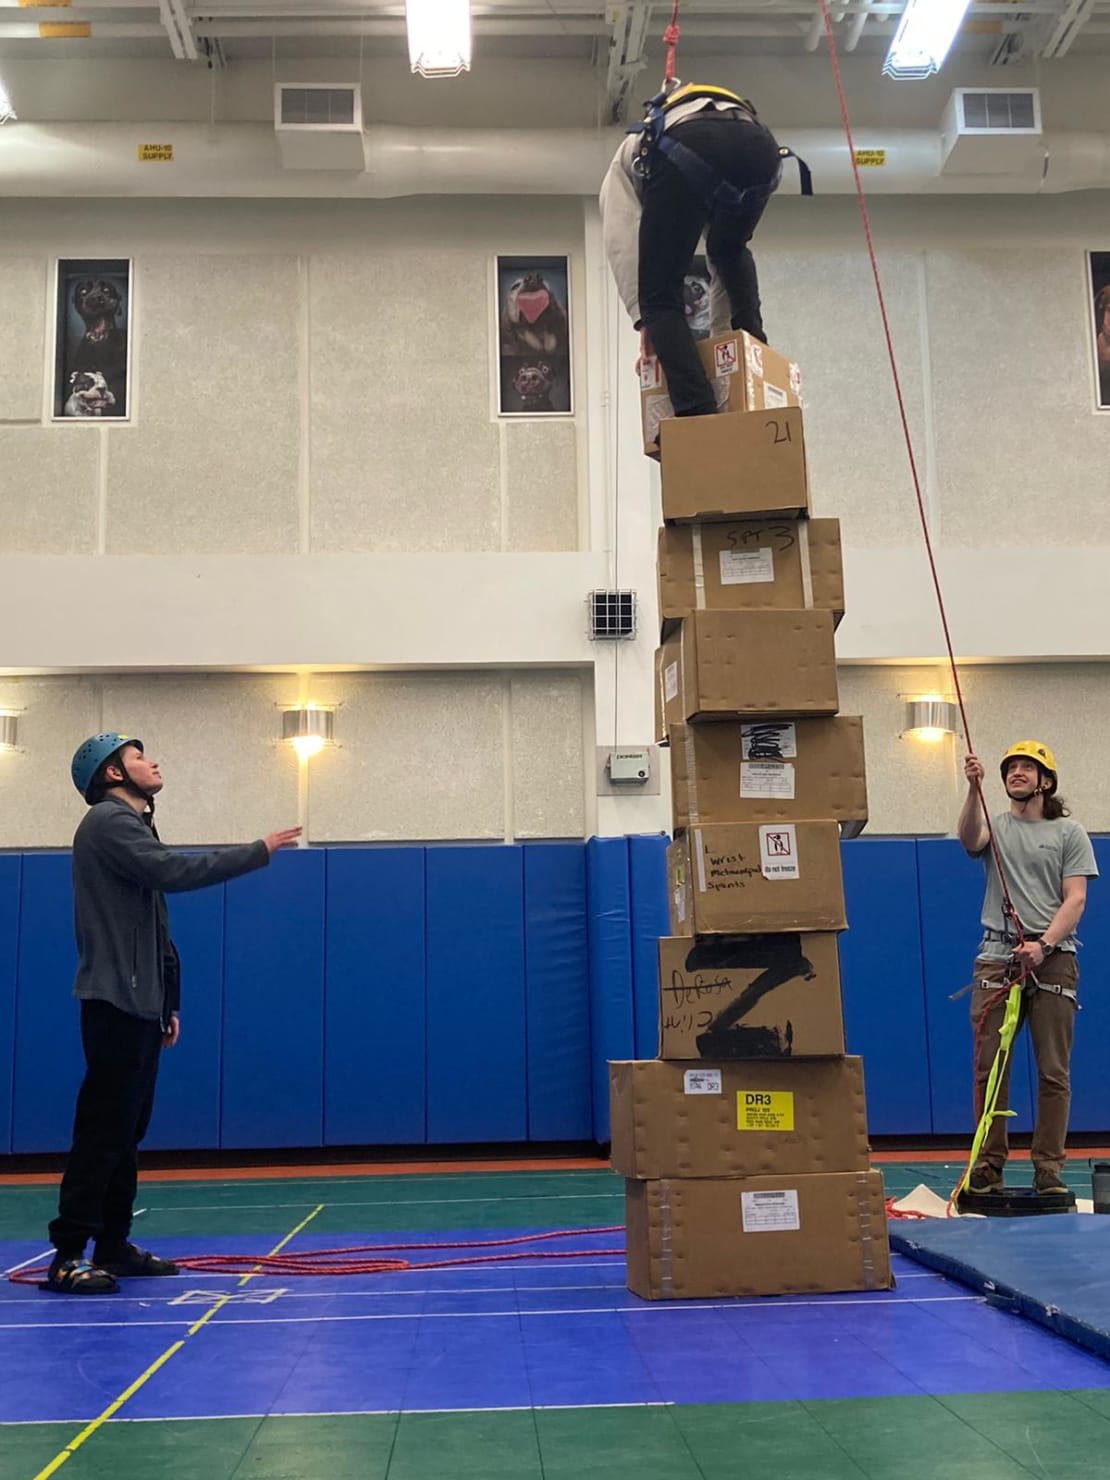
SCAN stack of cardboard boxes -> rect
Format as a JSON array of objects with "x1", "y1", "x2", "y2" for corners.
[{"x1": 610, "y1": 330, "x2": 893, "y2": 1301}]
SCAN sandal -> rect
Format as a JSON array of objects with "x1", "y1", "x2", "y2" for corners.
[
  {"x1": 93, "y1": 1242, "x2": 179, "y2": 1278},
  {"x1": 38, "y1": 1258, "x2": 120, "y2": 1295}
]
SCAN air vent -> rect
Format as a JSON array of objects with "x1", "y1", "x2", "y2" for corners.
[
  {"x1": 279, "y1": 86, "x2": 356, "y2": 127},
  {"x1": 959, "y1": 91, "x2": 1037, "y2": 131},
  {"x1": 588, "y1": 591, "x2": 637, "y2": 640},
  {"x1": 274, "y1": 83, "x2": 365, "y2": 171},
  {"x1": 941, "y1": 87, "x2": 1042, "y2": 178}
]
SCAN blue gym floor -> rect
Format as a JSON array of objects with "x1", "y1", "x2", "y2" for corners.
[{"x1": 3, "y1": 1162, "x2": 1110, "y2": 1478}]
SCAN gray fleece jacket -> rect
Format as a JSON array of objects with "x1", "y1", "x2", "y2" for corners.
[{"x1": 72, "y1": 796, "x2": 270, "y2": 1024}]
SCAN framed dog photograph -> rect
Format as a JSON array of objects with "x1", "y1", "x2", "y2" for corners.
[
  {"x1": 1090, "y1": 252, "x2": 1110, "y2": 411},
  {"x1": 685, "y1": 254, "x2": 712, "y2": 341},
  {"x1": 52, "y1": 258, "x2": 132, "y2": 420},
  {"x1": 496, "y1": 255, "x2": 572, "y2": 416}
]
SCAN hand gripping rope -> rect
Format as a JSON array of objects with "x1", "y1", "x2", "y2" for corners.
[
  {"x1": 813, "y1": 1, "x2": 1032, "y2": 1213},
  {"x1": 7, "y1": 1227, "x2": 626, "y2": 1285}
]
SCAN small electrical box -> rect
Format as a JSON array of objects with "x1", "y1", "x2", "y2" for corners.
[{"x1": 607, "y1": 748, "x2": 651, "y2": 784}]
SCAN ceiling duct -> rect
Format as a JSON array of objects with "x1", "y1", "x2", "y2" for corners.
[{"x1": 274, "y1": 83, "x2": 365, "y2": 171}]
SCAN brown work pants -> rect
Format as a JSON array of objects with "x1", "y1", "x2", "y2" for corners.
[{"x1": 970, "y1": 953, "x2": 1078, "y2": 1178}]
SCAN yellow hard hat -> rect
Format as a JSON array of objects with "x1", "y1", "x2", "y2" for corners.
[{"x1": 1000, "y1": 740, "x2": 1057, "y2": 790}]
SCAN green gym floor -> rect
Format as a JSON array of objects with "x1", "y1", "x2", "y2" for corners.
[{"x1": 2, "y1": 1155, "x2": 1109, "y2": 1480}]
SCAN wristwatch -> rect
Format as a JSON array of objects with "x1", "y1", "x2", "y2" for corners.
[{"x1": 1039, "y1": 939, "x2": 1055, "y2": 955}]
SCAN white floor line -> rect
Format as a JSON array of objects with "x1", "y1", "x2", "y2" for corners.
[
  {"x1": 0, "y1": 1294, "x2": 980, "y2": 1332},
  {"x1": 0, "y1": 1400, "x2": 675, "y2": 1427},
  {"x1": 2, "y1": 1248, "x2": 52, "y2": 1277},
  {"x1": 140, "y1": 1194, "x2": 621, "y2": 1213}
]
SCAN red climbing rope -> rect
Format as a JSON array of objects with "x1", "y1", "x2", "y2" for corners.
[
  {"x1": 662, "y1": 0, "x2": 681, "y2": 84},
  {"x1": 814, "y1": 0, "x2": 1024, "y2": 950},
  {"x1": 7, "y1": 1227, "x2": 626, "y2": 1286}
]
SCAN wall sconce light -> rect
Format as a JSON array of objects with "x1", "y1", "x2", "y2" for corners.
[
  {"x1": 281, "y1": 705, "x2": 334, "y2": 762},
  {"x1": 0, "y1": 712, "x2": 18, "y2": 751},
  {"x1": 902, "y1": 695, "x2": 958, "y2": 743}
]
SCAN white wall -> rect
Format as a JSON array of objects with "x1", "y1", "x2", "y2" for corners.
[{"x1": 1, "y1": 80, "x2": 1109, "y2": 845}]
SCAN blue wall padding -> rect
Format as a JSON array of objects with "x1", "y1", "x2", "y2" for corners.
[
  {"x1": 1064, "y1": 836, "x2": 1110, "y2": 1132},
  {"x1": 12, "y1": 855, "x2": 82, "y2": 1154},
  {"x1": 0, "y1": 856, "x2": 20, "y2": 1155},
  {"x1": 523, "y1": 843, "x2": 592, "y2": 1141},
  {"x1": 145, "y1": 886, "x2": 225, "y2": 1151},
  {"x1": 221, "y1": 848, "x2": 326, "y2": 1149},
  {"x1": 586, "y1": 836, "x2": 634, "y2": 1142},
  {"x1": 425, "y1": 846, "x2": 527, "y2": 1143},
  {"x1": 324, "y1": 847, "x2": 427, "y2": 1146},
  {"x1": 840, "y1": 839, "x2": 933, "y2": 1134},
  {"x1": 916, "y1": 838, "x2": 1034, "y2": 1136},
  {"x1": 4, "y1": 837, "x2": 1106, "y2": 1153},
  {"x1": 629, "y1": 834, "x2": 671, "y2": 1061}
]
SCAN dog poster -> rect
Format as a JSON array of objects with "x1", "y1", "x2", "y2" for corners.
[
  {"x1": 497, "y1": 256, "x2": 572, "y2": 416},
  {"x1": 685, "y1": 254, "x2": 712, "y2": 340},
  {"x1": 1090, "y1": 252, "x2": 1110, "y2": 410},
  {"x1": 52, "y1": 258, "x2": 131, "y2": 419}
]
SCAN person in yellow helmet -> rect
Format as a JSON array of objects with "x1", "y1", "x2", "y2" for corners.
[
  {"x1": 599, "y1": 81, "x2": 788, "y2": 420},
  {"x1": 958, "y1": 741, "x2": 1098, "y2": 1197}
]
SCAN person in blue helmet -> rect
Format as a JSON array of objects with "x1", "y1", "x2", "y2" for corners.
[{"x1": 41, "y1": 732, "x2": 301, "y2": 1295}]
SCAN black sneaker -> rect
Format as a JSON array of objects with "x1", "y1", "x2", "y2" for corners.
[
  {"x1": 92, "y1": 1242, "x2": 179, "y2": 1278},
  {"x1": 1033, "y1": 1172, "x2": 1069, "y2": 1197},
  {"x1": 966, "y1": 1166, "x2": 1004, "y2": 1196}
]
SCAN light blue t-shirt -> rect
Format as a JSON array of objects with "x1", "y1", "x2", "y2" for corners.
[{"x1": 973, "y1": 812, "x2": 1098, "y2": 962}]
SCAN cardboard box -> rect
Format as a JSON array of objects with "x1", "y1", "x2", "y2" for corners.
[
  {"x1": 657, "y1": 611, "x2": 839, "y2": 733},
  {"x1": 667, "y1": 821, "x2": 847, "y2": 935},
  {"x1": 668, "y1": 717, "x2": 868, "y2": 837},
  {"x1": 658, "y1": 517, "x2": 843, "y2": 637},
  {"x1": 658, "y1": 932, "x2": 845, "y2": 1060},
  {"x1": 660, "y1": 408, "x2": 809, "y2": 522},
  {"x1": 609, "y1": 1056, "x2": 868, "y2": 1180},
  {"x1": 625, "y1": 1171, "x2": 892, "y2": 1299},
  {"x1": 640, "y1": 330, "x2": 802, "y2": 457}
]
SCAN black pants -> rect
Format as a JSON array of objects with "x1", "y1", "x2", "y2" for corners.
[
  {"x1": 48, "y1": 1000, "x2": 163, "y2": 1259},
  {"x1": 639, "y1": 112, "x2": 782, "y2": 416}
]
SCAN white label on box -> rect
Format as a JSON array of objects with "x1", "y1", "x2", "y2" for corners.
[
  {"x1": 719, "y1": 547, "x2": 774, "y2": 586},
  {"x1": 740, "y1": 761, "x2": 796, "y2": 800},
  {"x1": 741, "y1": 722, "x2": 797, "y2": 761},
  {"x1": 789, "y1": 361, "x2": 803, "y2": 398},
  {"x1": 763, "y1": 382, "x2": 788, "y2": 409},
  {"x1": 684, "y1": 1068, "x2": 722, "y2": 1095},
  {"x1": 746, "y1": 340, "x2": 764, "y2": 377},
  {"x1": 741, "y1": 1189, "x2": 800, "y2": 1234},
  {"x1": 664, "y1": 661, "x2": 679, "y2": 703},
  {"x1": 640, "y1": 356, "x2": 663, "y2": 392},
  {"x1": 759, "y1": 823, "x2": 799, "y2": 880},
  {"x1": 714, "y1": 338, "x2": 739, "y2": 375}
]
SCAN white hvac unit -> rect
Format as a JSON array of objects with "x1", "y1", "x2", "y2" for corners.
[
  {"x1": 941, "y1": 87, "x2": 1043, "y2": 175},
  {"x1": 274, "y1": 84, "x2": 365, "y2": 171}
]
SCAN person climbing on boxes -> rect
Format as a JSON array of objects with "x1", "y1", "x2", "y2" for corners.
[
  {"x1": 599, "y1": 80, "x2": 805, "y2": 420},
  {"x1": 958, "y1": 741, "x2": 1098, "y2": 1198},
  {"x1": 41, "y1": 732, "x2": 301, "y2": 1294}
]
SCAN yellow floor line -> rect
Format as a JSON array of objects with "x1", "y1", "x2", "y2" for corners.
[{"x1": 32, "y1": 1204, "x2": 325, "y2": 1480}]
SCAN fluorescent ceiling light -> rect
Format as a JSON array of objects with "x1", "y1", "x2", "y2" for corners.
[
  {"x1": 0, "y1": 77, "x2": 16, "y2": 125},
  {"x1": 406, "y1": 0, "x2": 472, "y2": 78},
  {"x1": 883, "y1": 0, "x2": 972, "y2": 80}
]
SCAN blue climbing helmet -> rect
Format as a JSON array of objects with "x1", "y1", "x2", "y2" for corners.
[{"x1": 71, "y1": 732, "x2": 143, "y2": 802}]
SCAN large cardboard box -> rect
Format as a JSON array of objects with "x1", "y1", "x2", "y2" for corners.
[
  {"x1": 640, "y1": 330, "x2": 802, "y2": 457},
  {"x1": 657, "y1": 610, "x2": 839, "y2": 735},
  {"x1": 667, "y1": 821, "x2": 847, "y2": 935},
  {"x1": 668, "y1": 716, "x2": 868, "y2": 836},
  {"x1": 660, "y1": 408, "x2": 809, "y2": 522},
  {"x1": 658, "y1": 517, "x2": 843, "y2": 637},
  {"x1": 625, "y1": 1171, "x2": 892, "y2": 1299},
  {"x1": 658, "y1": 932, "x2": 845, "y2": 1060},
  {"x1": 609, "y1": 1056, "x2": 868, "y2": 1180}
]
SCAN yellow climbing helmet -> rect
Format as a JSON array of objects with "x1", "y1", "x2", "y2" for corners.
[{"x1": 1000, "y1": 740, "x2": 1057, "y2": 791}]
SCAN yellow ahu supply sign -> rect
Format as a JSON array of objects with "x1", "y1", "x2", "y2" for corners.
[
  {"x1": 854, "y1": 149, "x2": 886, "y2": 167},
  {"x1": 737, "y1": 1090, "x2": 795, "y2": 1131},
  {"x1": 138, "y1": 144, "x2": 174, "y2": 162}
]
